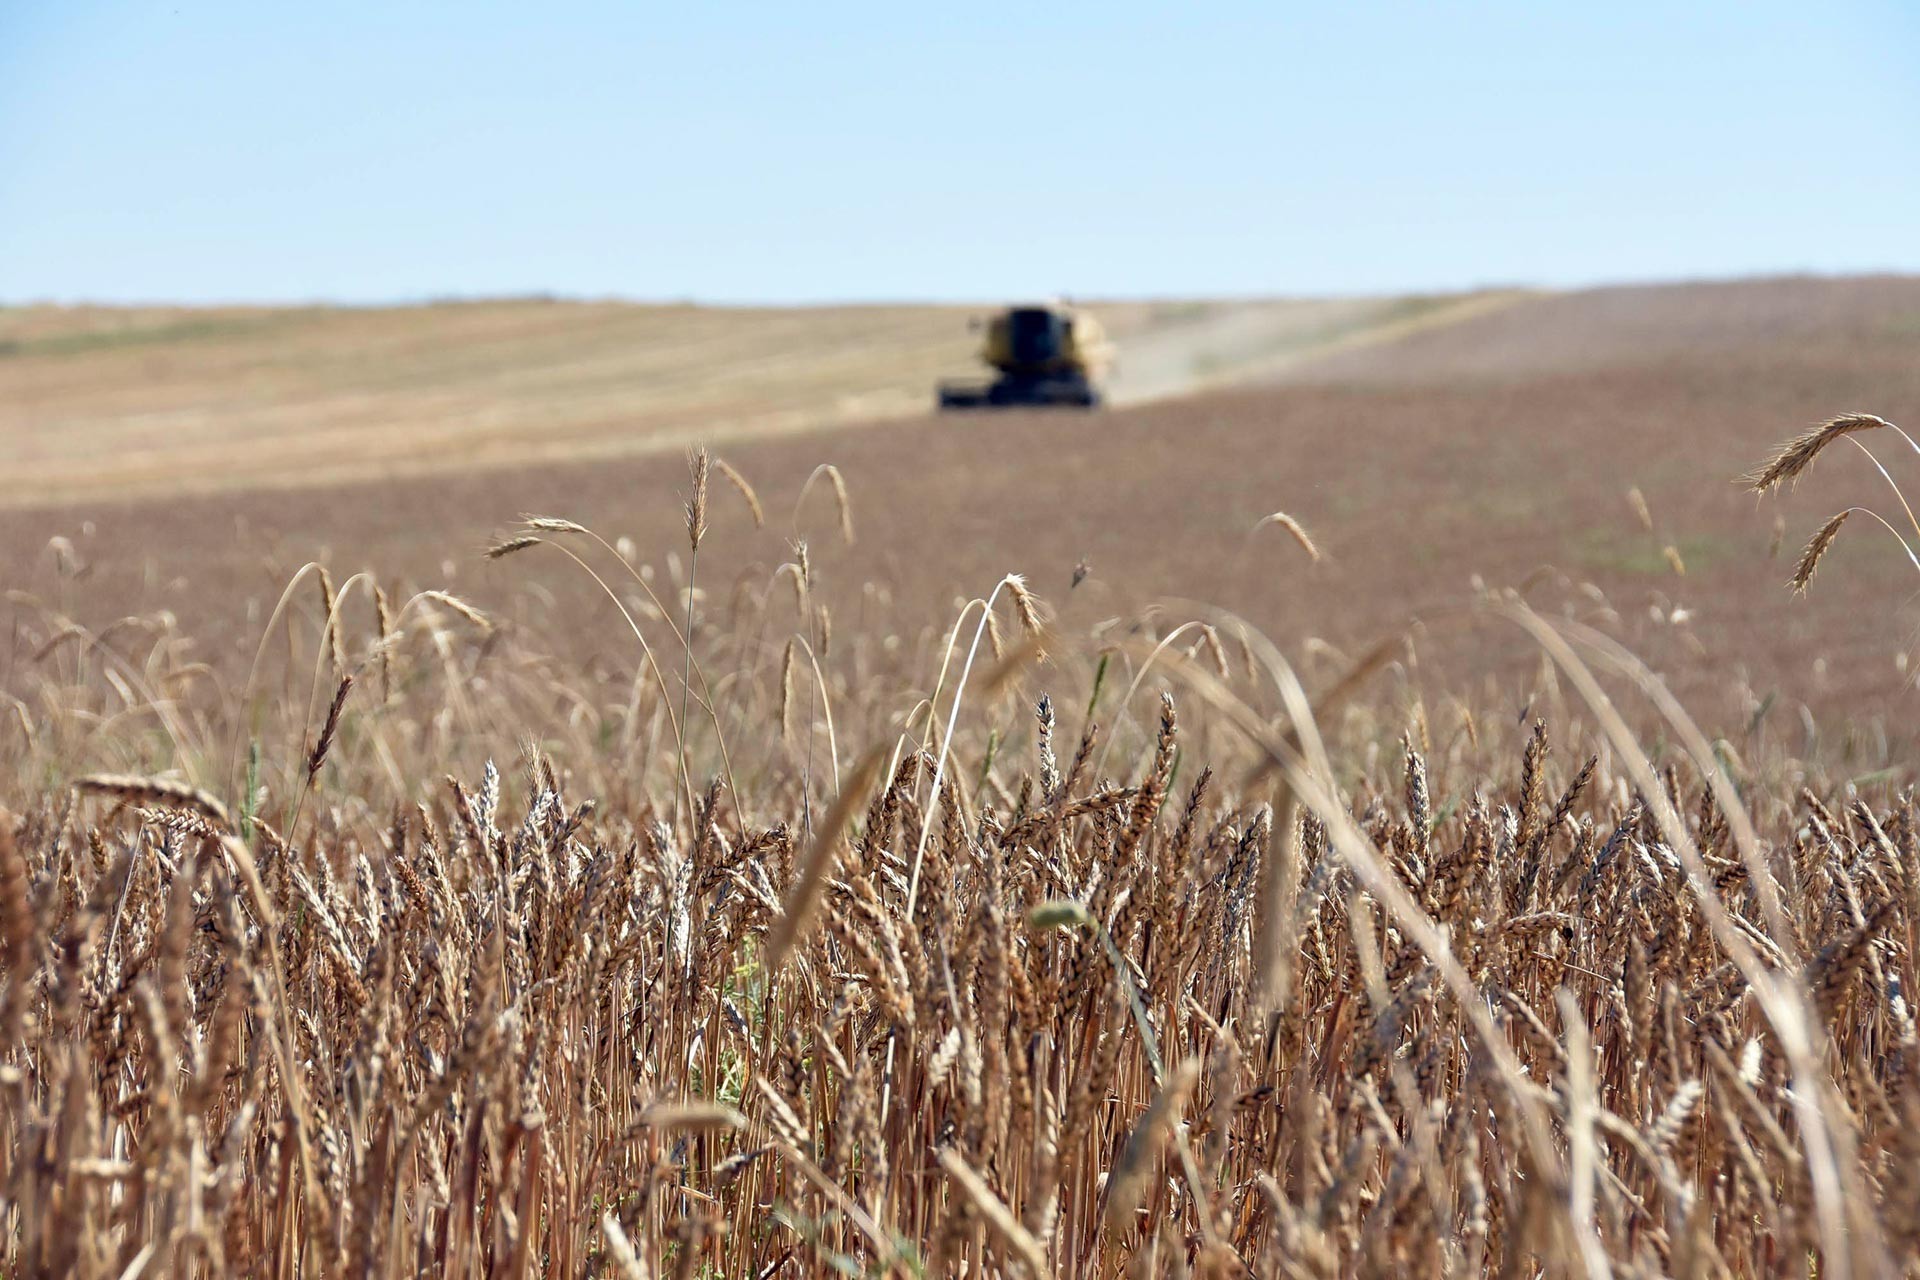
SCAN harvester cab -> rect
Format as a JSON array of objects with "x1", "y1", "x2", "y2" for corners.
[{"x1": 937, "y1": 302, "x2": 1111, "y2": 410}]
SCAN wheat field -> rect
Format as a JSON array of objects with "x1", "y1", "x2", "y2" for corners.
[{"x1": 3, "y1": 418, "x2": 1919, "y2": 1278}]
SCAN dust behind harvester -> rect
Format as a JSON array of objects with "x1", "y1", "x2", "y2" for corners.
[{"x1": 937, "y1": 303, "x2": 1112, "y2": 410}]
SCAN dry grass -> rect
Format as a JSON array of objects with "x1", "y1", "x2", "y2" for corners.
[{"x1": 3, "y1": 419, "x2": 1920, "y2": 1277}]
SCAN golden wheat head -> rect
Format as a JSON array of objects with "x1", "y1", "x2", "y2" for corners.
[
  {"x1": 485, "y1": 534, "x2": 542, "y2": 560},
  {"x1": 1253, "y1": 511, "x2": 1321, "y2": 562},
  {"x1": 519, "y1": 515, "x2": 589, "y2": 535},
  {"x1": 686, "y1": 447, "x2": 711, "y2": 551},
  {"x1": 1790, "y1": 510, "x2": 1851, "y2": 593},
  {"x1": 1744, "y1": 414, "x2": 1893, "y2": 493},
  {"x1": 713, "y1": 457, "x2": 765, "y2": 528}
]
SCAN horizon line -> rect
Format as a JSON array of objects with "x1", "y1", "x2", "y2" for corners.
[{"x1": 3, "y1": 267, "x2": 1917, "y2": 313}]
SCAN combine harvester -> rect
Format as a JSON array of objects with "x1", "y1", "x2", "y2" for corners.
[{"x1": 937, "y1": 302, "x2": 1112, "y2": 410}]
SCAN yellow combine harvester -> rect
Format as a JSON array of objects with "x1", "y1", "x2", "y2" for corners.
[{"x1": 937, "y1": 302, "x2": 1112, "y2": 409}]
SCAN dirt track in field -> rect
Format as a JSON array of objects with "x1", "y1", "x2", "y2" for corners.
[{"x1": 7, "y1": 275, "x2": 1920, "y2": 749}]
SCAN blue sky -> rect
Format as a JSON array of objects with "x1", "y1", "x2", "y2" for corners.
[{"x1": 3, "y1": 2, "x2": 1917, "y2": 304}]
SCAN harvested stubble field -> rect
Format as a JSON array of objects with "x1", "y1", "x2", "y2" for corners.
[
  {"x1": 4, "y1": 276, "x2": 1920, "y2": 1276},
  {"x1": 0, "y1": 294, "x2": 1467, "y2": 506}
]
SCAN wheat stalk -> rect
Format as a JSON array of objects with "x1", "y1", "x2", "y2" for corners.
[
  {"x1": 1253, "y1": 510, "x2": 1321, "y2": 562},
  {"x1": 486, "y1": 534, "x2": 542, "y2": 560},
  {"x1": 1790, "y1": 511, "x2": 1851, "y2": 593},
  {"x1": 936, "y1": 1147, "x2": 1052, "y2": 1278},
  {"x1": 10, "y1": 443, "x2": 1920, "y2": 1277},
  {"x1": 1627, "y1": 486, "x2": 1655, "y2": 532},
  {"x1": 1786, "y1": 507, "x2": 1920, "y2": 593},
  {"x1": 76, "y1": 774, "x2": 233, "y2": 829},
  {"x1": 794, "y1": 463, "x2": 855, "y2": 545},
  {"x1": 713, "y1": 457, "x2": 764, "y2": 528},
  {"x1": 1743, "y1": 413, "x2": 1901, "y2": 492}
]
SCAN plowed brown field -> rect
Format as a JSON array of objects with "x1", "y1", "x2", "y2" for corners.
[{"x1": 7, "y1": 276, "x2": 1919, "y2": 747}]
